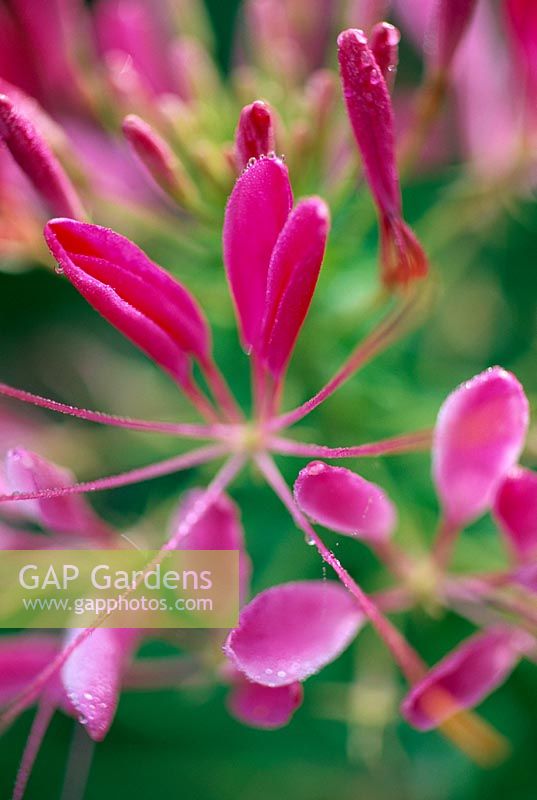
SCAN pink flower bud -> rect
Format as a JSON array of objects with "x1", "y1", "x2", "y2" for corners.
[
  {"x1": 369, "y1": 22, "x2": 400, "y2": 88},
  {"x1": 259, "y1": 197, "x2": 330, "y2": 378},
  {"x1": 294, "y1": 461, "x2": 397, "y2": 542},
  {"x1": 225, "y1": 581, "x2": 364, "y2": 687},
  {"x1": 493, "y1": 466, "x2": 537, "y2": 562},
  {"x1": 0, "y1": 94, "x2": 85, "y2": 219},
  {"x1": 234, "y1": 101, "x2": 276, "y2": 171},
  {"x1": 223, "y1": 157, "x2": 293, "y2": 352},
  {"x1": 337, "y1": 29, "x2": 428, "y2": 288},
  {"x1": 401, "y1": 627, "x2": 532, "y2": 730},
  {"x1": 44, "y1": 219, "x2": 211, "y2": 387},
  {"x1": 122, "y1": 114, "x2": 181, "y2": 198},
  {"x1": 433, "y1": 367, "x2": 529, "y2": 529}
]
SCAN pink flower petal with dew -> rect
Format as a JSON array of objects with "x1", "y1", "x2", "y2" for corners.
[
  {"x1": 401, "y1": 627, "x2": 532, "y2": 730},
  {"x1": 224, "y1": 581, "x2": 364, "y2": 687},
  {"x1": 223, "y1": 157, "x2": 293, "y2": 352},
  {"x1": 0, "y1": 94, "x2": 85, "y2": 219},
  {"x1": 234, "y1": 101, "x2": 276, "y2": 171},
  {"x1": 5, "y1": 448, "x2": 108, "y2": 539},
  {"x1": 172, "y1": 489, "x2": 252, "y2": 601},
  {"x1": 294, "y1": 461, "x2": 396, "y2": 542},
  {"x1": 44, "y1": 219, "x2": 210, "y2": 385},
  {"x1": 493, "y1": 466, "x2": 537, "y2": 562},
  {"x1": 0, "y1": 634, "x2": 59, "y2": 706},
  {"x1": 227, "y1": 678, "x2": 303, "y2": 729},
  {"x1": 61, "y1": 628, "x2": 138, "y2": 741},
  {"x1": 260, "y1": 197, "x2": 329, "y2": 377},
  {"x1": 432, "y1": 367, "x2": 529, "y2": 529}
]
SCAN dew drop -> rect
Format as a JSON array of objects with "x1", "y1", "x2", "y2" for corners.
[
  {"x1": 83, "y1": 692, "x2": 93, "y2": 700},
  {"x1": 55, "y1": 266, "x2": 64, "y2": 275},
  {"x1": 277, "y1": 670, "x2": 286, "y2": 679}
]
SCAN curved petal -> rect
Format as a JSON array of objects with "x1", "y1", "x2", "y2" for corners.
[
  {"x1": 172, "y1": 489, "x2": 252, "y2": 601},
  {"x1": 401, "y1": 627, "x2": 532, "y2": 730},
  {"x1": 45, "y1": 219, "x2": 210, "y2": 384},
  {"x1": 224, "y1": 581, "x2": 364, "y2": 687},
  {"x1": 61, "y1": 628, "x2": 138, "y2": 741},
  {"x1": 294, "y1": 461, "x2": 396, "y2": 542},
  {"x1": 223, "y1": 156, "x2": 293, "y2": 351},
  {"x1": 493, "y1": 466, "x2": 537, "y2": 561},
  {"x1": 234, "y1": 101, "x2": 276, "y2": 171},
  {"x1": 433, "y1": 367, "x2": 529, "y2": 529},
  {"x1": 260, "y1": 197, "x2": 330, "y2": 377},
  {"x1": 5, "y1": 448, "x2": 108, "y2": 539},
  {"x1": 227, "y1": 678, "x2": 303, "y2": 729}
]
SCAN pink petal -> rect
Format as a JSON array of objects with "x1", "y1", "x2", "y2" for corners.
[
  {"x1": 294, "y1": 461, "x2": 396, "y2": 542},
  {"x1": 61, "y1": 628, "x2": 138, "y2": 741},
  {"x1": 0, "y1": 634, "x2": 59, "y2": 706},
  {"x1": 433, "y1": 367, "x2": 529, "y2": 529},
  {"x1": 223, "y1": 157, "x2": 293, "y2": 352},
  {"x1": 401, "y1": 627, "x2": 532, "y2": 730},
  {"x1": 227, "y1": 678, "x2": 303, "y2": 729},
  {"x1": 379, "y1": 214, "x2": 428, "y2": 288},
  {"x1": 505, "y1": 0, "x2": 537, "y2": 108},
  {"x1": 493, "y1": 466, "x2": 537, "y2": 561},
  {"x1": 234, "y1": 101, "x2": 276, "y2": 171},
  {"x1": 44, "y1": 219, "x2": 210, "y2": 384},
  {"x1": 513, "y1": 563, "x2": 537, "y2": 593},
  {"x1": 0, "y1": 94, "x2": 85, "y2": 219},
  {"x1": 224, "y1": 581, "x2": 364, "y2": 687},
  {"x1": 5, "y1": 448, "x2": 107, "y2": 538},
  {"x1": 172, "y1": 489, "x2": 252, "y2": 601},
  {"x1": 259, "y1": 197, "x2": 330, "y2": 377}
]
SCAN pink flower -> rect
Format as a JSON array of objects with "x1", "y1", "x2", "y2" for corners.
[
  {"x1": 234, "y1": 101, "x2": 276, "y2": 171},
  {"x1": 225, "y1": 581, "x2": 365, "y2": 687},
  {"x1": 401, "y1": 627, "x2": 532, "y2": 730},
  {"x1": 294, "y1": 460, "x2": 397, "y2": 542},
  {"x1": 426, "y1": 0, "x2": 479, "y2": 74},
  {"x1": 433, "y1": 367, "x2": 529, "y2": 530},
  {"x1": 337, "y1": 28, "x2": 428, "y2": 288},
  {"x1": 504, "y1": 0, "x2": 537, "y2": 108},
  {"x1": 369, "y1": 22, "x2": 400, "y2": 88},
  {"x1": 493, "y1": 466, "x2": 537, "y2": 562},
  {"x1": 227, "y1": 674, "x2": 303, "y2": 730}
]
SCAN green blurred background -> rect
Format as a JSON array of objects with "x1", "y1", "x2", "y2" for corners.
[{"x1": 1, "y1": 1, "x2": 537, "y2": 798}]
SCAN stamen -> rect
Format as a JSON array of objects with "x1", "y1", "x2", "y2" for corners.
[
  {"x1": 200, "y1": 358, "x2": 244, "y2": 423},
  {"x1": 0, "y1": 382, "x2": 224, "y2": 439},
  {"x1": 13, "y1": 699, "x2": 55, "y2": 800},
  {"x1": 269, "y1": 429, "x2": 433, "y2": 458},
  {"x1": 0, "y1": 444, "x2": 227, "y2": 502},
  {"x1": 269, "y1": 289, "x2": 428, "y2": 432}
]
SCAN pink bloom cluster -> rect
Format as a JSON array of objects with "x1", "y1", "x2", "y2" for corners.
[{"x1": 0, "y1": 0, "x2": 536, "y2": 797}]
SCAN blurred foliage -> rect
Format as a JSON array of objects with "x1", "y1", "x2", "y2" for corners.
[{"x1": 2, "y1": 1, "x2": 537, "y2": 799}]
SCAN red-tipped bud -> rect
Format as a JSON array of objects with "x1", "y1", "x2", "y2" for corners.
[
  {"x1": 369, "y1": 22, "x2": 400, "y2": 89},
  {"x1": 234, "y1": 101, "x2": 276, "y2": 171}
]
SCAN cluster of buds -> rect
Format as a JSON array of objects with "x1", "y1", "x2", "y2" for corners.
[{"x1": 0, "y1": 0, "x2": 536, "y2": 798}]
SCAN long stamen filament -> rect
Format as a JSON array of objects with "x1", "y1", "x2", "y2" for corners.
[
  {"x1": 0, "y1": 444, "x2": 227, "y2": 502},
  {"x1": 269, "y1": 429, "x2": 433, "y2": 458},
  {"x1": 13, "y1": 699, "x2": 55, "y2": 800},
  {"x1": 0, "y1": 382, "x2": 224, "y2": 439}
]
